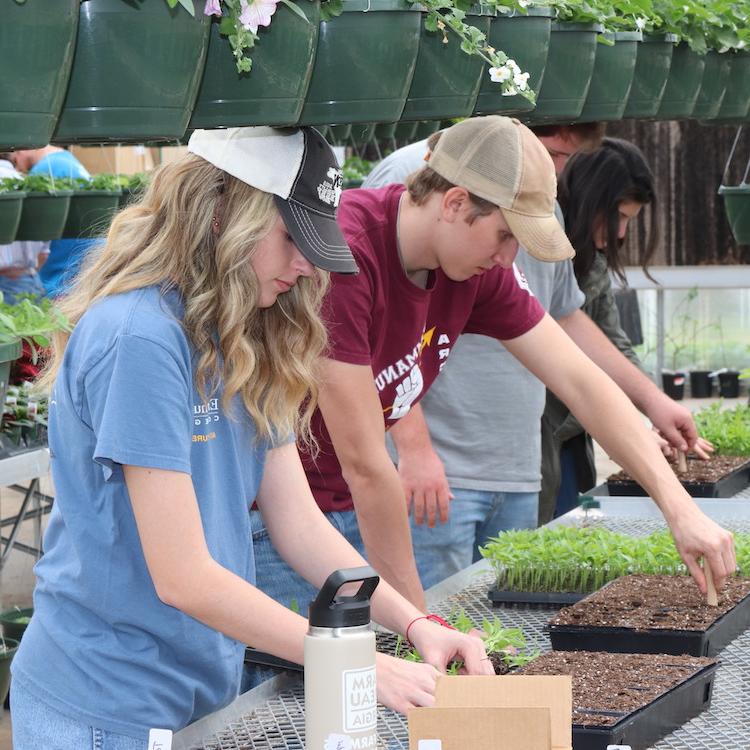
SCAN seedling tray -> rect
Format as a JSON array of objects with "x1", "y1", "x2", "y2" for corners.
[
  {"x1": 549, "y1": 581, "x2": 750, "y2": 657},
  {"x1": 606, "y1": 457, "x2": 750, "y2": 498},
  {"x1": 570, "y1": 661, "x2": 717, "y2": 750},
  {"x1": 488, "y1": 589, "x2": 586, "y2": 607}
]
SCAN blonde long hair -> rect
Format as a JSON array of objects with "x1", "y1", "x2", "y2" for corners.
[{"x1": 40, "y1": 154, "x2": 330, "y2": 446}]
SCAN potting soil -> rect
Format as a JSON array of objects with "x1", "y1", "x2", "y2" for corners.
[{"x1": 609, "y1": 454, "x2": 749, "y2": 485}]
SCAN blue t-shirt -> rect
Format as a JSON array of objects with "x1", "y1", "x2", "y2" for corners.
[
  {"x1": 31, "y1": 151, "x2": 95, "y2": 297},
  {"x1": 13, "y1": 286, "x2": 270, "y2": 738}
]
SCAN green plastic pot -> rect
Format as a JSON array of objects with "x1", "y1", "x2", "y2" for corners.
[
  {"x1": 298, "y1": 0, "x2": 421, "y2": 125},
  {"x1": 54, "y1": 0, "x2": 210, "y2": 143},
  {"x1": 474, "y1": 7, "x2": 553, "y2": 117},
  {"x1": 654, "y1": 43, "x2": 706, "y2": 120},
  {"x1": 62, "y1": 190, "x2": 121, "y2": 240},
  {"x1": 622, "y1": 33, "x2": 676, "y2": 119},
  {"x1": 692, "y1": 50, "x2": 731, "y2": 120},
  {"x1": 401, "y1": 8, "x2": 490, "y2": 121},
  {"x1": 0, "y1": 342, "x2": 22, "y2": 414},
  {"x1": 15, "y1": 192, "x2": 73, "y2": 242},
  {"x1": 414, "y1": 120, "x2": 441, "y2": 140},
  {"x1": 0, "y1": 638, "x2": 19, "y2": 707},
  {"x1": 578, "y1": 32, "x2": 641, "y2": 122},
  {"x1": 524, "y1": 22, "x2": 601, "y2": 125},
  {"x1": 394, "y1": 121, "x2": 419, "y2": 142},
  {"x1": 189, "y1": 1, "x2": 320, "y2": 129},
  {"x1": 719, "y1": 185, "x2": 750, "y2": 245},
  {"x1": 0, "y1": 193, "x2": 25, "y2": 245},
  {"x1": 375, "y1": 122, "x2": 399, "y2": 140},
  {"x1": 327, "y1": 124, "x2": 353, "y2": 144},
  {"x1": 0, "y1": 0, "x2": 78, "y2": 149},
  {"x1": 0, "y1": 608, "x2": 33, "y2": 642},
  {"x1": 712, "y1": 51, "x2": 750, "y2": 124}
]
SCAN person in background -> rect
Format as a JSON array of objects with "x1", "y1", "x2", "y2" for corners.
[
  {"x1": 11, "y1": 126, "x2": 492, "y2": 750},
  {"x1": 541, "y1": 137, "x2": 709, "y2": 521},
  {"x1": 0, "y1": 153, "x2": 48, "y2": 303},
  {"x1": 363, "y1": 126, "x2": 710, "y2": 588},
  {"x1": 10, "y1": 146, "x2": 93, "y2": 298},
  {"x1": 250, "y1": 116, "x2": 733, "y2": 623}
]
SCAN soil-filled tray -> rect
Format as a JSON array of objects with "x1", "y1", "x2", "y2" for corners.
[
  {"x1": 488, "y1": 589, "x2": 586, "y2": 607},
  {"x1": 607, "y1": 454, "x2": 750, "y2": 498},
  {"x1": 549, "y1": 574, "x2": 750, "y2": 656},
  {"x1": 517, "y1": 651, "x2": 717, "y2": 750}
]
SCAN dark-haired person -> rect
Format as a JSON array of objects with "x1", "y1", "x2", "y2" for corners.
[
  {"x1": 362, "y1": 127, "x2": 709, "y2": 589},
  {"x1": 541, "y1": 137, "x2": 710, "y2": 522},
  {"x1": 251, "y1": 117, "x2": 733, "y2": 627}
]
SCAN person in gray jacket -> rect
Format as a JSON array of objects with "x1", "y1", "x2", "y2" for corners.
[{"x1": 364, "y1": 127, "x2": 709, "y2": 588}]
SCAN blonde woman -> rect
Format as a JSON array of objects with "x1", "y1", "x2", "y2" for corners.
[{"x1": 11, "y1": 127, "x2": 492, "y2": 750}]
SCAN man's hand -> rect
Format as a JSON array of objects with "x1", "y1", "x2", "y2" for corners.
[
  {"x1": 667, "y1": 505, "x2": 736, "y2": 595},
  {"x1": 399, "y1": 447, "x2": 453, "y2": 527},
  {"x1": 643, "y1": 392, "x2": 707, "y2": 456}
]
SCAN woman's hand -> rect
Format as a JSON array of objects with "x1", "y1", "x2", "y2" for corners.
[
  {"x1": 407, "y1": 618, "x2": 494, "y2": 677},
  {"x1": 375, "y1": 653, "x2": 441, "y2": 713}
]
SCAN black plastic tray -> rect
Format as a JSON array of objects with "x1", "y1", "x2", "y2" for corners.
[
  {"x1": 571, "y1": 661, "x2": 717, "y2": 750},
  {"x1": 549, "y1": 585, "x2": 750, "y2": 656},
  {"x1": 488, "y1": 589, "x2": 586, "y2": 607},
  {"x1": 605, "y1": 458, "x2": 750, "y2": 498}
]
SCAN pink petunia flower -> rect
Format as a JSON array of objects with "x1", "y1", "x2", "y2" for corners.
[
  {"x1": 204, "y1": 0, "x2": 222, "y2": 16},
  {"x1": 239, "y1": 0, "x2": 280, "y2": 33}
]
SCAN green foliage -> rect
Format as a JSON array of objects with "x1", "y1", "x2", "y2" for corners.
[
  {"x1": 0, "y1": 295, "x2": 70, "y2": 361},
  {"x1": 342, "y1": 156, "x2": 374, "y2": 182},
  {"x1": 0, "y1": 178, "x2": 23, "y2": 194},
  {"x1": 118, "y1": 173, "x2": 151, "y2": 192},
  {"x1": 80, "y1": 174, "x2": 122, "y2": 192},
  {"x1": 2, "y1": 383, "x2": 47, "y2": 447},
  {"x1": 394, "y1": 609, "x2": 537, "y2": 671},
  {"x1": 480, "y1": 526, "x2": 750, "y2": 593},
  {"x1": 6, "y1": 175, "x2": 76, "y2": 194},
  {"x1": 694, "y1": 402, "x2": 750, "y2": 456}
]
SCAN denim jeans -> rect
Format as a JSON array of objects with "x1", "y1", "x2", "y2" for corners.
[
  {"x1": 243, "y1": 509, "x2": 367, "y2": 691},
  {"x1": 554, "y1": 444, "x2": 581, "y2": 518},
  {"x1": 11, "y1": 681, "x2": 147, "y2": 750},
  {"x1": 410, "y1": 488, "x2": 539, "y2": 589}
]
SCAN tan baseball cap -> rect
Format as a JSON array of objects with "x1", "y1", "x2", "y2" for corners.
[{"x1": 428, "y1": 116, "x2": 575, "y2": 263}]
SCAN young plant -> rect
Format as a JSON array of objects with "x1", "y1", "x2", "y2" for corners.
[
  {"x1": 694, "y1": 403, "x2": 750, "y2": 456},
  {"x1": 0, "y1": 295, "x2": 70, "y2": 363}
]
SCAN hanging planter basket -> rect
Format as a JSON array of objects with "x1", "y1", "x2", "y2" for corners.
[
  {"x1": 474, "y1": 7, "x2": 553, "y2": 117},
  {"x1": 62, "y1": 190, "x2": 122, "y2": 240},
  {"x1": 375, "y1": 122, "x2": 398, "y2": 140},
  {"x1": 297, "y1": 0, "x2": 421, "y2": 125},
  {"x1": 653, "y1": 42, "x2": 706, "y2": 120},
  {"x1": 0, "y1": 0, "x2": 79, "y2": 149},
  {"x1": 578, "y1": 31, "x2": 641, "y2": 122},
  {"x1": 413, "y1": 120, "x2": 441, "y2": 140},
  {"x1": 394, "y1": 121, "x2": 419, "y2": 142},
  {"x1": 15, "y1": 192, "x2": 73, "y2": 242},
  {"x1": 692, "y1": 50, "x2": 732, "y2": 121},
  {"x1": 400, "y1": 6, "x2": 490, "y2": 121},
  {"x1": 713, "y1": 51, "x2": 750, "y2": 124},
  {"x1": 523, "y1": 22, "x2": 601, "y2": 125},
  {"x1": 53, "y1": 0, "x2": 211, "y2": 144},
  {"x1": 0, "y1": 193, "x2": 26, "y2": 245},
  {"x1": 622, "y1": 33, "x2": 676, "y2": 119},
  {"x1": 189, "y1": 1, "x2": 320, "y2": 130},
  {"x1": 327, "y1": 124, "x2": 353, "y2": 145},
  {"x1": 719, "y1": 185, "x2": 750, "y2": 245}
]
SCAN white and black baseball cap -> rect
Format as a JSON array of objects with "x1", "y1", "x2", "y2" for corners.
[{"x1": 187, "y1": 126, "x2": 358, "y2": 274}]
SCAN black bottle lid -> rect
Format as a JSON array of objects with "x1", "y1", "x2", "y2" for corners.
[{"x1": 308, "y1": 566, "x2": 380, "y2": 629}]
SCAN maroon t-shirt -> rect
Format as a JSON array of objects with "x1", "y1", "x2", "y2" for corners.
[{"x1": 302, "y1": 185, "x2": 545, "y2": 512}]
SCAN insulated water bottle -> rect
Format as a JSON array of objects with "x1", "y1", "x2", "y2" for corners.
[{"x1": 304, "y1": 566, "x2": 380, "y2": 750}]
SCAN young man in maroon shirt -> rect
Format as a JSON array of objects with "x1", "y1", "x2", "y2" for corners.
[{"x1": 251, "y1": 116, "x2": 734, "y2": 617}]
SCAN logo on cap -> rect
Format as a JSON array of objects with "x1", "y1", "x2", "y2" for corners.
[{"x1": 317, "y1": 167, "x2": 343, "y2": 208}]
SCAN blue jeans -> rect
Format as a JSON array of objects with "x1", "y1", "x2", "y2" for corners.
[
  {"x1": 11, "y1": 681, "x2": 147, "y2": 750},
  {"x1": 410, "y1": 488, "x2": 539, "y2": 589},
  {"x1": 243, "y1": 509, "x2": 367, "y2": 691},
  {"x1": 554, "y1": 444, "x2": 581, "y2": 518}
]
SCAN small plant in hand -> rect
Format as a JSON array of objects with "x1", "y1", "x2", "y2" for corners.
[{"x1": 391, "y1": 608, "x2": 537, "y2": 674}]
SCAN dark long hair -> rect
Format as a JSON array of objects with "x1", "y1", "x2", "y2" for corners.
[{"x1": 558, "y1": 137, "x2": 657, "y2": 284}]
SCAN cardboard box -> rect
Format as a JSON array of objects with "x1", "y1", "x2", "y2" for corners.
[
  {"x1": 409, "y1": 706, "x2": 551, "y2": 750},
  {"x1": 408, "y1": 675, "x2": 572, "y2": 750}
]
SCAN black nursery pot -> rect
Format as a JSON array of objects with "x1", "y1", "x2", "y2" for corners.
[
  {"x1": 718, "y1": 370, "x2": 740, "y2": 398},
  {"x1": 662, "y1": 372, "x2": 686, "y2": 400},
  {"x1": 689, "y1": 370, "x2": 713, "y2": 398}
]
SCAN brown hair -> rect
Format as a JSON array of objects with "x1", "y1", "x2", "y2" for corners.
[
  {"x1": 531, "y1": 122, "x2": 606, "y2": 152},
  {"x1": 406, "y1": 130, "x2": 497, "y2": 224}
]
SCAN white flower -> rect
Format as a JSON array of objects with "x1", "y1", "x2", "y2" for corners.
[
  {"x1": 239, "y1": 0, "x2": 280, "y2": 33},
  {"x1": 489, "y1": 66, "x2": 512, "y2": 83},
  {"x1": 518, "y1": 0, "x2": 530, "y2": 6},
  {"x1": 513, "y1": 71, "x2": 530, "y2": 90},
  {"x1": 502, "y1": 85, "x2": 518, "y2": 97},
  {"x1": 635, "y1": 16, "x2": 646, "y2": 30}
]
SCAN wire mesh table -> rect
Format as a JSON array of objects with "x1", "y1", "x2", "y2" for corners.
[{"x1": 174, "y1": 495, "x2": 750, "y2": 750}]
